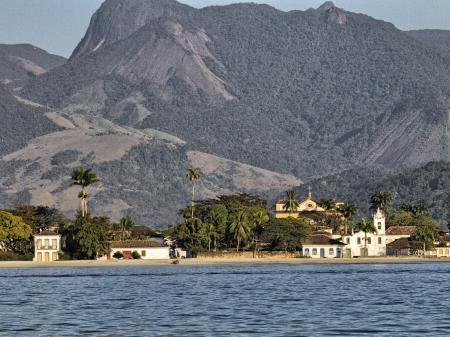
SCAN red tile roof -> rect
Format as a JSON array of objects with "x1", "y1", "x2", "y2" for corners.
[
  {"x1": 109, "y1": 240, "x2": 164, "y2": 248},
  {"x1": 303, "y1": 234, "x2": 346, "y2": 246},
  {"x1": 385, "y1": 226, "x2": 417, "y2": 235}
]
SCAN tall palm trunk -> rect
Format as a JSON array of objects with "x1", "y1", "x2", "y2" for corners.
[
  {"x1": 191, "y1": 182, "x2": 195, "y2": 218},
  {"x1": 236, "y1": 237, "x2": 240, "y2": 252},
  {"x1": 80, "y1": 187, "x2": 86, "y2": 216},
  {"x1": 84, "y1": 195, "x2": 88, "y2": 216}
]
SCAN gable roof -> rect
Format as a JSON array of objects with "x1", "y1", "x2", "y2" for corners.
[
  {"x1": 109, "y1": 240, "x2": 165, "y2": 248},
  {"x1": 303, "y1": 234, "x2": 346, "y2": 246},
  {"x1": 385, "y1": 226, "x2": 417, "y2": 236},
  {"x1": 387, "y1": 237, "x2": 422, "y2": 250}
]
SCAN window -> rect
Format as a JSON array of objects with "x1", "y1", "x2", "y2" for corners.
[
  {"x1": 312, "y1": 248, "x2": 317, "y2": 255},
  {"x1": 141, "y1": 250, "x2": 146, "y2": 257},
  {"x1": 378, "y1": 237, "x2": 382, "y2": 244},
  {"x1": 52, "y1": 239, "x2": 57, "y2": 249},
  {"x1": 44, "y1": 239, "x2": 49, "y2": 248},
  {"x1": 36, "y1": 239, "x2": 42, "y2": 249},
  {"x1": 346, "y1": 238, "x2": 350, "y2": 244},
  {"x1": 378, "y1": 222, "x2": 382, "y2": 230},
  {"x1": 357, "y1": 238, "x2": 361, "y2": 244},
  {"x1": 367, "y1": 237, "x2": 371, "y2": 245},
  {"x1": 304, "y1": 248, "x2": 310, "y2": 256},
  {"x1": 329, "y1": 248, "x2": 334, "y2": 255}
]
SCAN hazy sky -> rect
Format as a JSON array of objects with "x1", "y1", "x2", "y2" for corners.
[{"x1": 1, "y1": 0, "x2": 449, "y2": 58}]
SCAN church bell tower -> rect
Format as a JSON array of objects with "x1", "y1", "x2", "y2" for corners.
[{"x1": 373, "y1": 208, "x2": 385, "y2": 235}]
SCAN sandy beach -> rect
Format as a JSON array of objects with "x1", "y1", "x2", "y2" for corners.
[{"x1": 1, "y1": 257, "x2": 450, "y2": 268}]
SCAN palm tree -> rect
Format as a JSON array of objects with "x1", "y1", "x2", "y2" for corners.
[
  {"x1": 338, "y1": 201, "x2": 358, "y2": 235},
  {"x1": 283, "y1": 190, "x2": 299, "y2": 216},
  {"x1": 414, "y1": 225, "x2": 436, "y2": 255},
  {"x1": 370, "y1": 192, "x2": 392, "y2": 214},
  {"x1": 71, "y1": 167, "x2": 99, "y2": 217},
  {"x1": 118, "y1": 217, "x2": 134, "y2": 241},
  {"x1": 186, "y1": 168, "x2": 201, "y2": 218},
  {"x1": 229, "y1": 211, "x2": 251, "y2": 251},
  {"x1": 252, "y1": 210, "x2": 269, "y2": 257},
  {"x1": 205, "y1": 223, "x2": 217, "y2": 252},
  {"x1": 355, "y1": 218, "x2": 376, "y2": 255}
]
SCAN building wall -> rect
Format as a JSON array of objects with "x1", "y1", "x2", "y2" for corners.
[
  {"x1": 34, "y1": 235, "x2": 60, "y2": 262},
  {"x1": 110, "y1": 247, "x2": 170, "y2": 259},
  {"x1": 302, "y1": 245, "x2": 343, "y2": 258},
  {"x1": 342, "y1": 232, "x2": 386, "y2": 257}
]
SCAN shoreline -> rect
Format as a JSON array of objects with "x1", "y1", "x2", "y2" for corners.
[{"x1": 2, "y1": 257, "x2": 450, "y2": 268}]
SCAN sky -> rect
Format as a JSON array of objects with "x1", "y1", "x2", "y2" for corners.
[{"x1": 0, "y1": 0, "x2": 449, "y2": 58}]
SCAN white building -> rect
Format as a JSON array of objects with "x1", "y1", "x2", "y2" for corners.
[
  {"x1": 302, "y1": 234, "x2": 346, "y2": 258},
  {"x1": 302, "y1": 208, "x2": 417, "y2": 258},
  {"x1": 34, "y1": 230, "x2": 61, "y2": 262},
  {"x1": 108, "y1": 240, "x2": 170, "y2": 260},
  {"x1": 336, "y1": 209, "x2": 417, "y2": 257}
]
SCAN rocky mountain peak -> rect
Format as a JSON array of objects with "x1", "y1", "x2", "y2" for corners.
[{"x1": 317, "y1": 1, "x2": 335, "y2": 11}]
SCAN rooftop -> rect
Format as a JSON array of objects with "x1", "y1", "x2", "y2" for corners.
[
  {"x1": 385, "y1": 226, "x2": 417, "y2": 236},
  {"x1": 303, "y1": 234, "x2": 346, "y2": 246},
  {"x1": 109, "y1": 240, "x2": 165, "y2": 248},
  {"x1": 35, "y1": 230, "x2": 59, "y2": 236}
]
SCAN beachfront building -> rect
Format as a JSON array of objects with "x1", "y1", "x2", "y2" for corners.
[
  {"x1": 34, "y1": 230, "x2": 61, "y2": 262},
  {"x1": 274, "y1": 190, "x2": 335, "y2": 219},
  {"x1": 337, "y1": 209, "x2": 417, "y2": 257},
  {"x1": 108, "y1": 240, "x2": 170, "y2": 259},
  {"x1": 302, "y1": 234, "x2": 346, "y2": 258}
]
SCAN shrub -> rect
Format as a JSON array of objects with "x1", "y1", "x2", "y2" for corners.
[
  {"x1": 0, "y1": 252, "x2": 33, "y2": 261},
  {"x1": 113, "y1": 251, "x2": 123, "y2": 259},
  {"x1": 131, "y1": 251, "x2": 141, "y2": 259}
]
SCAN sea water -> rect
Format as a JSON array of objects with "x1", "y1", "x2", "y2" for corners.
[{"x1": 1, "y1": 263, "x2": 450, "y2": 336}]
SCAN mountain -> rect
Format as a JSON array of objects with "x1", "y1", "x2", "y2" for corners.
[
  {"x1": 295, "y1": 161, "x2": 450, "y2": 226},
  {"x1": 0, "y1": 44, "x2": 66, "y2": 87},
  {"x1": 0, "y1": 1, "x2": 449, "y2": 225},
  {"x1": 407, "y1": 30, "x2": 450, "y2": 54}
]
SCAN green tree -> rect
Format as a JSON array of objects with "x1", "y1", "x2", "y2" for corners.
[
  {"x1": 186, "y1": 168, "x2": 201, "y2": 218},
  {"x1": 261, "y1": 217, "x2": 311, "y2": 252},
  {"x1": 369, "y1": 192, "x2": 392, "y2": 214},
  {"x1": 414, "y1": 225, "x2": 437, "y2": 253},
  {"x1": 283, "y1": 190, "x2": 299, "y2": 216},
  {"x1": 355, "y1": 218, "x2": 376, "y2": 249},
  {"x1": 116, "y1": 217, "x2": 134, "y2": 241},
  {"x1": 205, "y1": 223, "x2": 217, "y2": 252},
  {"x1": 171, "y1": 218, "x2": 208, "y2": 255},
  {"x1": 71, "y1": 167, "x2": 99, "y2": 217},
  {"x1": 228, "y1": 210, "x2": 252, "y2": 251},
  {"x1": 12, "y1": 205, "x2": 68, "y2": 234},
  {"x1": 318, "y1": 199, "x2": 338, "y2": 211},
  {"x1": 205, "y1": 204, "x2": 228, "y2": 250},
  {"x1": 65, "y1": 214, "x2": 111, "y2": 259},
  {"x1": 0, "y1": 211, "x2": 32, "y2": 253},
  {"x1": 399, "y1": 203, "x2": 430, "y2": 217},
  {"x1": 338, "y1": 201, "x2": 358, "y2": 234}
]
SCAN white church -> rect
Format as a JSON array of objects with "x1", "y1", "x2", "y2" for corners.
[{"x1": 291, "y1": 193, "x2": 415, "y2": 258}]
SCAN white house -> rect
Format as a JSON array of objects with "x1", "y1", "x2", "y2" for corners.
[
  {"x1": 34, "y1": 230, "x2": 61, "y2": 262},
  {"x1": 108, "y1": 240, "x2": 170, "y2": 260},
  {"x1": 302, "y1": 234, "x2": 346, "y2": 258}
]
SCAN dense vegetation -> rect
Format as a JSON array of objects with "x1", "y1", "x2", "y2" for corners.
[{"x1": 297, "y1": 161, "x2": 450, "y2": 226}]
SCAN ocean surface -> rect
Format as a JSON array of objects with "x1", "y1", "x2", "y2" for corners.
[{"x1": 1, "y1": 263, "x2": 450, "y2": 336}]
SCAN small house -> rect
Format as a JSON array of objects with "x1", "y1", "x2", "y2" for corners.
[
  {"x1": 34, "y1": 230, "x2": 61, "y2": 262},
  {"x1": 302, "y1": 234, "x2": 346, "y2": 258},
  {"x1": 108, "y1": 240, "x2": 170, "y2": 260}
]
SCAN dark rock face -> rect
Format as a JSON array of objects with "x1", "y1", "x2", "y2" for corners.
[
  {"x1": 22, "y1": 0, "x2": 450, "y2": 178},
  {"x1": 0, "y1": 44, "x2": 66, "y2": 86}
]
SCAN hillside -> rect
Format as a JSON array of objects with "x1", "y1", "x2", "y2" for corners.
[
  {"x1": 407, "y1": 30, "x2": 450, "y2": 54},
  {"x1": 0, "y1": 44, "x2": 66, "y2": 87},
  {"x1": 0, "y1": 0, "x2": 448, "y2": 226},
  {"x1": 294, "y1": 161, "x2": 449, "y2": 224}
]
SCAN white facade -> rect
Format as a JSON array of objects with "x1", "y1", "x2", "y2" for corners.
[
  {"x1": 302, "y1": 244, "x2": 343, "y2": 258},
  {"x1": 110, "y1": 246, "x2": 170, "y2": 259},
  {"x1": 34, "y1": 232, "x2": 61, "y2": 262}
]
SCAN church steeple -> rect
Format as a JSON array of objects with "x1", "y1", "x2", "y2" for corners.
[{"x1": 307, "y1": 186, "x2": 312, "y2": 199}]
